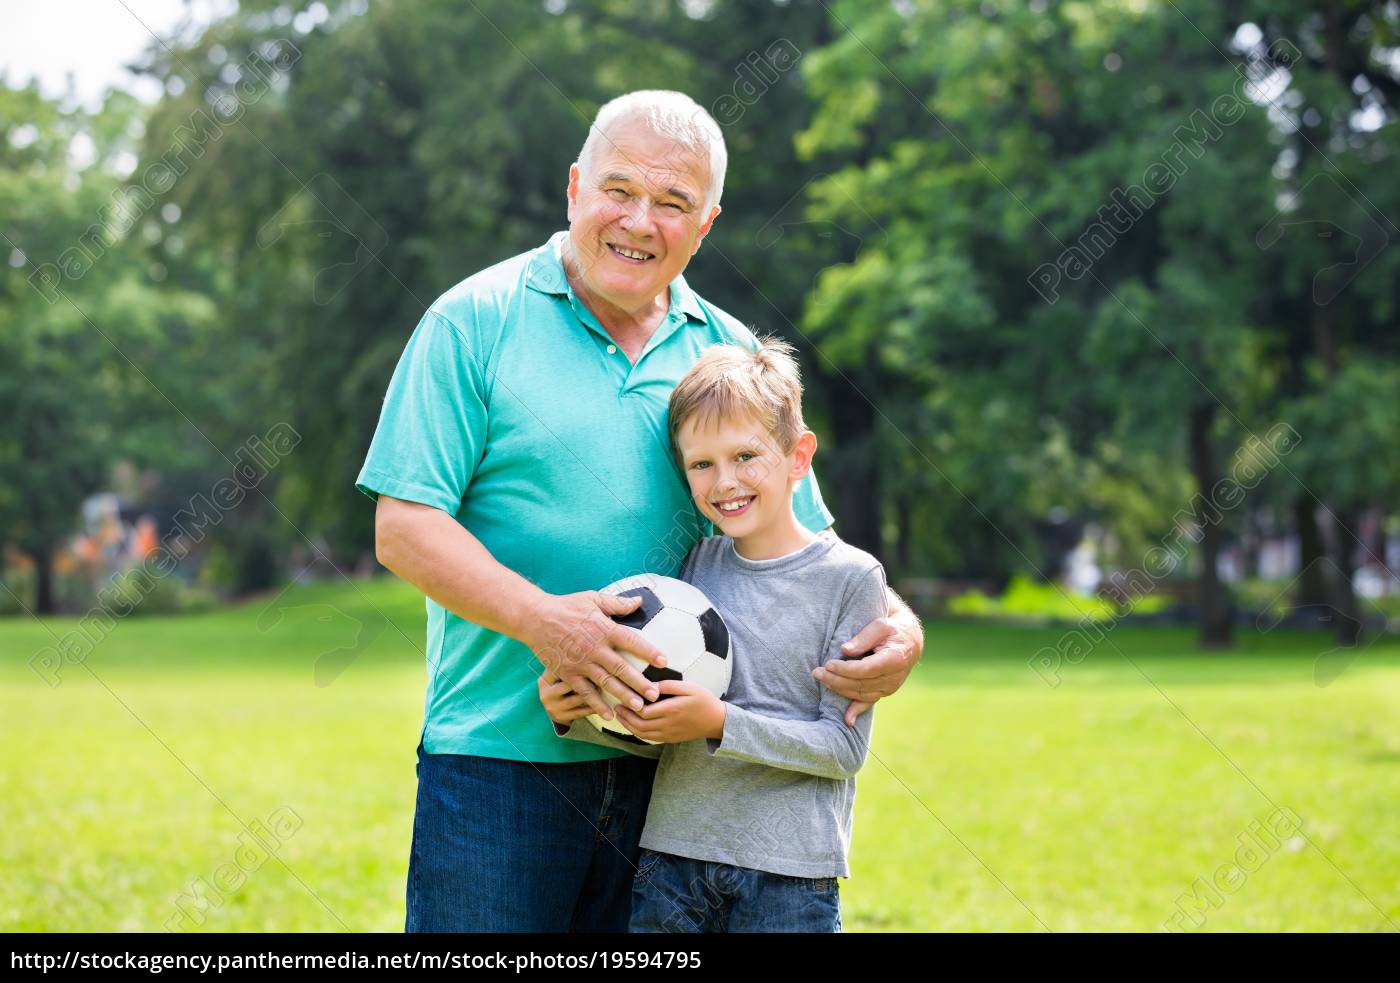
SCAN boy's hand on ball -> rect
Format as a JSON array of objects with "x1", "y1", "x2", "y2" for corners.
[
  {"x1": 536, "y1": 667, "x2": 593, "y2": 726},
  {"x1": 613, "y1": 681, "x2": 725, "y2": 743}
]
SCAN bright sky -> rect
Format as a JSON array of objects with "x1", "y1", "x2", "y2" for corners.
[{"x1": 0, "y1": 0, "x2": 233, "y2": 110}]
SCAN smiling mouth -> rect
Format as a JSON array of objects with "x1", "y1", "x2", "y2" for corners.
[
  {"x1": 607, "y1": 242, "x2": 655, "y2": 264},
  {"x1": 712, "y1": 495, "x2": 755, "y2": 518}
]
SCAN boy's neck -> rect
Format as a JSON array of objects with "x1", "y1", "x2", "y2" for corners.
[{"x1": 732, "y1": 505, "x2": 820, "y2": 561}]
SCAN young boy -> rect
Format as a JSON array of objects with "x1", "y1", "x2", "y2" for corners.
[{"x1": 537, "y1": 337, "x2": 888, "y2": 933}]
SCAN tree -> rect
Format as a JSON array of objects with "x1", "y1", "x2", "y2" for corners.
[
  {"x1": 0, "y1": 86, "x2": 215, "y2": 612},
  {"x1": 796, "y1": 0, "x2": 1289, "y2": 645},
  {"x1": 1239, "y1": 0, "x2": 1400, "y2": 645}
]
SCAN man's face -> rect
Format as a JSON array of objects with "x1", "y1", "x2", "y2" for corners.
[
  {"x1": 676, "y1": 410, "x2": 814, "y2": 539},
  {"x1": 566, "y1": 118, "x2": 720, "y2": 313}
]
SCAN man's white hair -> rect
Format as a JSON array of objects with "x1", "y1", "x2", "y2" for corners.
[{"x1": 576, "y1": 90, "x2": 727, "y2": 216}]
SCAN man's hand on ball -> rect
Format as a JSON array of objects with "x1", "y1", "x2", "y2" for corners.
[
  {"x1": 522, "y1": 590, "x2": 667, "y2": 721},
  {"x1": 613, "y1": 680, "x2": 725, "y2": 744},
  {"x1": 536, "y1": 667, "x2": 592, "y2": 726}
]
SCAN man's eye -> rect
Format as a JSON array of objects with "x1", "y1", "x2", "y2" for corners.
[
  {"x1": 661, "y1": 202, "x2": 683, "y2": 213},
  {"x1": 607, "y1": 188, "x2": 630, "y2": 200}
]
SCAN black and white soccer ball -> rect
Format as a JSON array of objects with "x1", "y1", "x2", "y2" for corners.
[{"x1": 589, "y1": 573, "x2": 732, "y2": 746}]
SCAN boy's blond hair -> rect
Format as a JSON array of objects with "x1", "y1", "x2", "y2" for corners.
[{"x1": 668, "y1": 335, "x2": 808, "y2": 466}]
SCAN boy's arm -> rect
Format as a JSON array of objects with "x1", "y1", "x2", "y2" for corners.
[
  {"x1": 816, "y1": 529, "x2": 924, "y2": 722},
  {"x1": 705, "y1": 565, "x2": 888, "y2": 781},
  {"x1": 707, "y1": 686, "x2": 872, "y2": 780}
]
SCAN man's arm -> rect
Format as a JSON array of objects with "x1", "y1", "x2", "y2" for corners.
[
  {"x1": 812, "y1": 527, "x2": 925, "y2": 725},
  {"x1": 374, "y1": 495, "x2": 665, "y2": 717}
]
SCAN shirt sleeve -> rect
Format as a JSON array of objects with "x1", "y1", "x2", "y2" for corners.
[
  {"x1": 551, "y1": 717, "x2": 664, "y2": 760},
  {"x1": 705, "y1": 563, "x2": 888, "y2": 780},
  {"x1": 354, "y1": 308, "x2": 489, "y2": 514}
]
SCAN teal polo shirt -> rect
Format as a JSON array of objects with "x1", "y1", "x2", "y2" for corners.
[{"x1": 356, "y1": 231, "x2": 834, "y2": 762}]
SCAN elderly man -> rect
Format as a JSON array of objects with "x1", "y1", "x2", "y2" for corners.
[{"x1": 357, "y1": 90, "x2": 923, "y2": 933}]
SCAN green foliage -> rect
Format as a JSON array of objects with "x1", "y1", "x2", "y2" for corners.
[
  {"x1": 104, "y1": 568, "x2": 219, "y2": 616},
  {"x1": 792, "y1": 0, "x2": 1399, "y2": 641},
  {"x1": 1279, "y1": 360, "x2": 1400, "y2": 510},
  {"x1": 0, "y1": 569, "x2": 30, "y2": 616},
  {"x1": 0, "y1": 85, "x2": 219, "y2": 610},
  {"x1": 948, "y1": 573, "x2": 1169, "y2": 623}
]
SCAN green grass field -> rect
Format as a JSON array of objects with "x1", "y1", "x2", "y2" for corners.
[{"x1": 2, "y1": 576, "x2": 1397, "y2": 932}]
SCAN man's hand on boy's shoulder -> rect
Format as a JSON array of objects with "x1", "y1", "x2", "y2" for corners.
[
  {"x1": 809, "y1": 536, "x2": 925, "y2": 727},
  {"x1": 814, "y1": 613, "x2": 921, "y2": 726},
  {"x1": 612, "y1": 680, "x2": 726, "y2": 744}
]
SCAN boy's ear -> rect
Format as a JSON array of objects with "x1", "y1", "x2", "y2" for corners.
[{"x1": 788, "y1": 430, "x2": 818, "y2": 481}]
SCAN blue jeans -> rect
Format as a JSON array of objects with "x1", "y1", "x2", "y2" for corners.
[
  {"x1": 405, "y1": 744, "x2": 657, "y2": 932},
  {"x1": 629, "y1": 850, "x2": 842, "y2": 933}
]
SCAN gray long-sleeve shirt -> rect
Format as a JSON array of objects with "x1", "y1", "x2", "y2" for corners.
[{"x1": 553, "y1": 534, "x2": 888, "y2": 878}]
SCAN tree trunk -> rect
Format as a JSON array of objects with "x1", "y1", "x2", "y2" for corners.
[
  {"x1": 1372, "y1": 509, "x2": 1390, "y2": 595},
  {"x1": 32, "y1": 546, "x2": 56, "y2": 615},
  {"x1": 825, "y1": 364, "x2": 883, "y2": 560},
  {"x1": 1240, "y1": 508, "x2": 1262, "y2": 580},
  {"x1": 1189, "y1": 403, "x2": 1232, "y2": 647},
  {"x1": 1305, "y1": 283, "x2": 1361, "y2": 644},
  {"x1": 1293, "y1": 492, "x2": 1329, "y2": 606},
  {"x1": 1329, "y1": 507, "x2": 1362, "y2": 646},
  {"x1": 894, "y1": 491, "x2": 912, "y2": 577}
]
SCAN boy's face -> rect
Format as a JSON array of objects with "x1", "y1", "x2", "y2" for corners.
[{"x1": 676, "y1": 410, "x2": 816, "y2": 539}]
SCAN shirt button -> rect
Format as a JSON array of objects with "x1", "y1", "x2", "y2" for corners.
[{"x1": 606, "y1": 344, "x2": 617, "y2": 354}]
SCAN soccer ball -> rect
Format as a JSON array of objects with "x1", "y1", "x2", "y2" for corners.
[{"x1": 588, "y1": 573, "x2": 732, "y2": 745}]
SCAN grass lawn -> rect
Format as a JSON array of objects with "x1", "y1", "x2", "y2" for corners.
[{"x1": 2, "y1": 576, "x2": 1397, "y2": 932}]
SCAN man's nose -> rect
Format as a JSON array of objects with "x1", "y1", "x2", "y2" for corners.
[{"x1": 619, "y1": 197, "x2": 656, "y2": 232}]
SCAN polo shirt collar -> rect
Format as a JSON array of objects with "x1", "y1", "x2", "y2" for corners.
[
  {"x1": 667, "y1": 267, "x2": 707, "y2": 324},
  {"x1": 526, "y1": 231, "x2": 707, "y2": 324},
  {"x1": 524, "y1": 231, "x2": 572, "y2": 296}
]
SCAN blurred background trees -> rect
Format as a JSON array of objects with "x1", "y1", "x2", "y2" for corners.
[{"x1": 1, "y1": 0, "x2": 1395, "y2": 647}]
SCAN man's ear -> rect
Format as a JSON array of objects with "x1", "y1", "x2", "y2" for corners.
[
  {"x1": 566, "y1": 163, "x2": 581, "y2": 223},
  {"x1": 789, "y1": 430, "x2": 818, "y2": 481},
  {"x1": 691, "y1": 204, "x2": 722, "y2": 254}
]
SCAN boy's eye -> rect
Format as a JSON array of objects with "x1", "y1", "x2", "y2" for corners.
[
  {"x1": 737, "y1": 451, "x2": 755, "y2": 461},
  {"x1": 691, "y1": 461, "x2": 709, "y2": 470}
]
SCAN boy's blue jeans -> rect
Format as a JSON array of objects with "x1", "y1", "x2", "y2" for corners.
[
  {"x1": 629, "y1": 849, "x2": 842, "y2": 933},
  {"x1": 405, "y1": 743, "x2": 657, "y2": 932}
]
